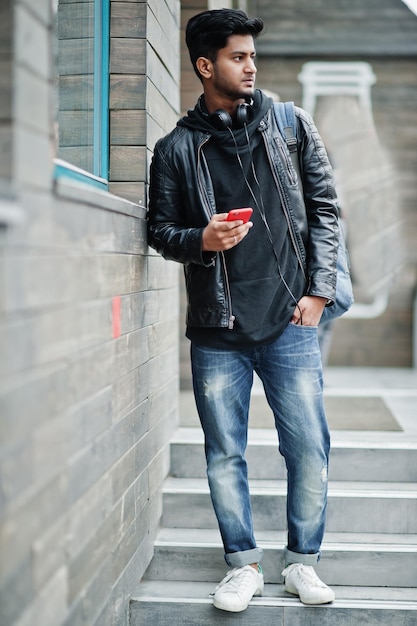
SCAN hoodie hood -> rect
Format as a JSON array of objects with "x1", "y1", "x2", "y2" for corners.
[{"x1": 178, "y1": 89, "x2": 273, "y2": 140}]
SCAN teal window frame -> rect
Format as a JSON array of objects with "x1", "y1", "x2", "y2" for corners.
[{"x1": 54, "y1": 0, "x2": 110, "y2": 190}]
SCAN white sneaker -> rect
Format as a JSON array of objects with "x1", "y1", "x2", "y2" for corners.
[
  {"x1": 212, "y1": 565, "x2": 264, "y2": 612},
  {"x1": 281, "y1": 563, "x2": 335, "y2": 605}
]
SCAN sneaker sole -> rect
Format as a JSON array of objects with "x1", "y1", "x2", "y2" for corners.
[
  {"x1": 213, "y1": 586, "x2": 264, "y2": 613},
  {"x1": 285, "y1": 585, "x2": 335, "y2": 605},
  {"x1": 213, "y1": 599, "x2": 251, "y2": 612}
]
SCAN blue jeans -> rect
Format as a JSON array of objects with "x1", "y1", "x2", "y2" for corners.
[{"x1": 191, "y1": 323, "x2": 330, "y2": 569}]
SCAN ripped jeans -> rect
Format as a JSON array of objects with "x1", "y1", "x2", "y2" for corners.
[{"x1": 191, "y1": 323, "x2": 330, "y2": 569}]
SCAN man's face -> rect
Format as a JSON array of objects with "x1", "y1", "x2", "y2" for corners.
[{"x1": 210, "y1": 34, "x2": 257, "y2": 101}]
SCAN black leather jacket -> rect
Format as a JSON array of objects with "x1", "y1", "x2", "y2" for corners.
[{"x1": 148, "y1": 100, "x2": 339, "y2": 329}]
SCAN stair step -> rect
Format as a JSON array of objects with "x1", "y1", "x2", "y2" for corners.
[
  {"x1": 162, "y1": 477, "x2": 417, "y2": 534},
  {"x1": 179, "y1": 388, "x2": 409, "y2": 431},
  {"x1": 131, "y1": 581, "x2": 417, "y2": 626},
  {"x1": 143, "y1": 528, "x2": 417, "y2": 587},
  {"x1": 171, "y1": 428, "x2": 417, "y2": 482},
  {"x1": 137, "y1": 377, "x2": 417, "y2": 624}
]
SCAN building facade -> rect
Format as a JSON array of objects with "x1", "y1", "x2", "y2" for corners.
[
  {"x1": 179, "y1": 1, "x2": 417, "y2": 384},
  {"x1": 249, "y1": 0, "x2": 417, "y2": 367},
  {"x1": 1, "y1": 1, "x2": 180, "y2": 624}
]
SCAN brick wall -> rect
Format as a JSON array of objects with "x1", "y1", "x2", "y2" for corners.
[{"x1": 0, "y1": 1, "x2": 180, "y2": 625}]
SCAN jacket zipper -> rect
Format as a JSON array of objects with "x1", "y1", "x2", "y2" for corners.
[
  {"x1": 261, "y1": 130, "x2": 307, "y2": 280},
  {"x1": 220, "y1": 251, "x2": 235, "y2": 329},
  {"x1": 197, "y1": 135, "x2": 235, "y2": 329}
]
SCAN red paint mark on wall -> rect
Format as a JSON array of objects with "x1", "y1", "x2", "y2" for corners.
[{"x1": 112, "y1": 296, "x2": 121, "y2": 338}]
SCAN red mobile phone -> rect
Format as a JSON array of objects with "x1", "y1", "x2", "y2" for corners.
[{"x1": 226, "y1": 207, "x2": 253, "y2": 223}]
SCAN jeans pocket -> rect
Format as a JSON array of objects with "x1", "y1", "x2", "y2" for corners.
[{"x1": 290, "y1": 322, "x2": 318, "y2": 330}]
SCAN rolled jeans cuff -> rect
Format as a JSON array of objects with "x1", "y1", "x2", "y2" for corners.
[
  {"x1": 284, "y1": 547, "x2": 320, "y2": 567},
  {"x1": 225, "y1": 547, "x2": 263, "y2": 568}
]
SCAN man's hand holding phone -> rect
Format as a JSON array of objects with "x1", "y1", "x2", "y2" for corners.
[{"x1": 202, "y1": 208, "x2": 253, "y2": 252}]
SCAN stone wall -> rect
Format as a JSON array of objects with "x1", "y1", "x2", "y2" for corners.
[{"x1": 0, "y1": 1, "x2": 180, "y2": 625}]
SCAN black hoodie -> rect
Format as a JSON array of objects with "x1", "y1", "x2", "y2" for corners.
[{"x1": 182, "y1": 90, "x2": 305, "y2": 349}]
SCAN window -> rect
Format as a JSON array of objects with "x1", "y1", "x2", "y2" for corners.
[{"x1": 54, "y1": 0, "x2": 110, "y2": 190}]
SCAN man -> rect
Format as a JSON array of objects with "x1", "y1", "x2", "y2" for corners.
[{"x1": 148, "y1": 8, "x2": 338, "y2": 613}]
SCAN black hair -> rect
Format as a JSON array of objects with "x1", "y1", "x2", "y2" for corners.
[{"x1": 185, "y1": 9, "x2": 264, "y2": 82}]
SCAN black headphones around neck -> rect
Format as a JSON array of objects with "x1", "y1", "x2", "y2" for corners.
[{"x1": 197, "y1": 96, "x2": 253, "y2": 130}]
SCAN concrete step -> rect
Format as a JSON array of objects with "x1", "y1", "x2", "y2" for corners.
[
  {"x1": 179, "y1": 388, "x2": 409, "y2": 432},
  {"x1": 134, "y1": 375, "x2": 417, "y2": 624},
  {"x1": 171, "y1": 427, "x2": 417, "y2": 482},
  {"x1": 131, "y1": 581, "x2": 417, "y2": 625},
  {"x1": 162, "y1": 477, "x2": 417, "y2": 534},
  {"x1": 143, "y1": 527, "x2": 417, "y2": 588}
]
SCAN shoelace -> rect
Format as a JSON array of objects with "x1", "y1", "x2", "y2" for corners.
[
  {"x1": 286, "y1": 564, "x2": 328, "y2": 588},
  {"x1": 213, "y1": 567, "x2": 257, "y2": 595}
]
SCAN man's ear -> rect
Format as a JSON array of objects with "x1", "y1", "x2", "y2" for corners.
[{"x1": 196, "y1": 57, "x2": 213, "y2": 80}]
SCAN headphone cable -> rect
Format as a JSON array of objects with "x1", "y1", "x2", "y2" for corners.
[{"x1": 227, "y1": 125, "x2": 303, "y2": 323}]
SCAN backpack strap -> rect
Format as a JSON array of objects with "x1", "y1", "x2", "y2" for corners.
[
  {"x1": 273, "y1": 101, "x2": 302, "y2": 188},
  {"x1": 273, "y1": 101, "x2": 298, "y2": 152}
]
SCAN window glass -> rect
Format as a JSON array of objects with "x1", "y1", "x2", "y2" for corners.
[{"x1": 53, "y1": 0, "x2": 109, "y2": 188}]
